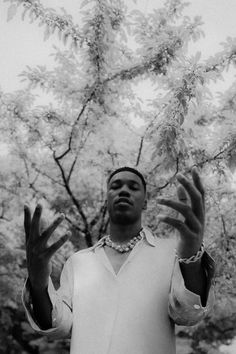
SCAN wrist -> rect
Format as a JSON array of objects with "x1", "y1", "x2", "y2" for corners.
[
  {"x1": 176, "y1": 239, "x2": 202, "y2": 259},
  {"x1": 28, "y1": 277, "x2": 49, "y2": 292},
  {"x1": 176, "y1": 243, "x2": 204, "y2": 264}
]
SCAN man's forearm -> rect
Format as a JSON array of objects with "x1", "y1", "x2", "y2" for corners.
[
  {"x1": 180, "y1": 260, "x2": 207, "y2": 306},
  {"x1": 29, "y1": 281, "x2": 53, "y2": 330}
]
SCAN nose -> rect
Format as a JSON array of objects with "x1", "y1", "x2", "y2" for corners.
[{"x1": 118, "y1": 185, "x2": 130, "y2": 196}]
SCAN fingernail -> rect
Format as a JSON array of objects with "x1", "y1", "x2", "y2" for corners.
[
  {"x1": 192, "y1": 167, "x2": 199, "y2": 175},
  {"x1": 66, "y1": 231, "x2": 72, "y2": 238}
]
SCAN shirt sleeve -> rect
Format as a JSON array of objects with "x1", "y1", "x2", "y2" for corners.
[
  {"x1": 22, "y1": 258, "x2": 73, "y2": 339},
  {"x1": 168, "y1": 251, "x2": 215, "y2": 326}
]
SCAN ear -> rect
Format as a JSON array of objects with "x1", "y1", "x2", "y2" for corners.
[{"x1": 142, "y1": 199, "x2": 147, "y2": 210}]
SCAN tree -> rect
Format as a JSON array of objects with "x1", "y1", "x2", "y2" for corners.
[{"x1": 1, "y1": 0, "x2": 236, "y2": 352}]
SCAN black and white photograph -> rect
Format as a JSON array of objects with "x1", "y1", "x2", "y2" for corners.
[{"x1": 0, "y1": 0, "x2": 236, "y2": 353}]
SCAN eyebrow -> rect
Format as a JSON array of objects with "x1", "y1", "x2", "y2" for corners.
[{"x1": 110, "y1": 179, "x2": 141, "y2": 186}]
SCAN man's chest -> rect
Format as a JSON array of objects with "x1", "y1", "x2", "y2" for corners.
[
  {"x1": 103, "y1": 245, "x2": 131, "y2": 274},
  {"x1": 72, "y1": 244, "x2": 175, "y2": 298}
]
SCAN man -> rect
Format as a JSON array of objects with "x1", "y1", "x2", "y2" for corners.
[{"x1": 23, "y1": 166, "x2": 215, "y2": 354}]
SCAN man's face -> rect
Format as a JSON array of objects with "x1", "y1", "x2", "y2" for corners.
[{"x1": 107, "y1": 171, "x2": 147, "y2": 225}]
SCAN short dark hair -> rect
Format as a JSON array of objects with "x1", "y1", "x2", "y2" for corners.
[{"x1": 107, "y1": 166, "x2": 146, "y2": 192}]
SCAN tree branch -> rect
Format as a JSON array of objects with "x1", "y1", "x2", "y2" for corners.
[
  {"x1": 89, "y1": 200, "x2": 107, "y2": 229},
  {"x1": 53, "y1": 152, "x2": 93, "y2": 247},
  {"x1": 155, "y1": 156, "x2": 179, "y2": 192},
  {"x1": 67, "y1": 154, "x2": 78, "y2": 184},
  {"x1": 65, "y1": 215, "x2": 84, "y2": 233},
  {"x1": 30, "y1": 163, "x2": 64, "y2": 187},
  {"x1": 149, "y1": 144, "x2": 233, "y2": 196},
  {"x1": 11, "y1": 0, "x2": 83, "y2": 45},
  {"x1": 135, "y1": 136, "x2": 144, "y2": 167},
  {"x1": 55, "y1": 90, "x2": 95, "y2": 161},
  {"x1": 104, "y1": 41, "x2": 182, "y2": 84}
]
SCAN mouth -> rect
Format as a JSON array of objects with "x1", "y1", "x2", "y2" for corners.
[{"x1": 115, "y1": 198, "x2": 132, "y2": 205}]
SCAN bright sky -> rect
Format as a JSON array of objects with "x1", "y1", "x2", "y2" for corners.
[{"x1": 0, "y1": 0, "x2": 236, "y2": 99}]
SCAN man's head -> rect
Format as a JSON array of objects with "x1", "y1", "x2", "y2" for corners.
[{"x1": 107, "y1": 167, "x2": 147, "y2": 225}]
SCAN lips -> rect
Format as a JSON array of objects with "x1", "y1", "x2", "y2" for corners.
[{"x1": 115, "y1": 197, "x2": 132, "y2": 205}]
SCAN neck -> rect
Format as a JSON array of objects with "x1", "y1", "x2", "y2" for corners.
[{"x1": 109, "y1": 221, "x2": 142, "y2": 243}]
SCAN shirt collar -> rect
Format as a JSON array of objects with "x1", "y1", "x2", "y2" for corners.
[
  {"x1": 94, "y1": 226, "x2": 156, "y2": 249},
  {"x1": 141, "y1": 227, "x2": 156, "y2": 247}
]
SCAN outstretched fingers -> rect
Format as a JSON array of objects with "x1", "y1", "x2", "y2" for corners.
[
  {"x1": 41, "y1": 214, "x2": 65, "y2": 246},
  {"x1": 157, "y1": 198, "x2": 201, "y2": 231},
  {"x1": 45, "y1": 232, "x2": 71, "y2": 258},
  {"x1": 30, "y1": 204, "x2": 42, "y2": 242},
  {"x1": 24, "y1": 205, "x2": 31, "y2": 243},
  {"x1": 157, "y1": 215, "x2": 195, "y2": 239},
  {"x1": 176, "y1": 170, "x2": 204, "y2": 225},
  {"x1": 191, "y1": 166, "x2": 205, "y2": 211}
]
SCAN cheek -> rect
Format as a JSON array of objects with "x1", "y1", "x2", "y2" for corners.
[
  {"x1": 106, "y1": 199, "x2": 112, "y2": 209},
  {"x1": 107, "y1": 194, "x2": 114, "y2": 208},
  {"x1": 137, "y1": 198, "x2": 146, "y2": 211}
]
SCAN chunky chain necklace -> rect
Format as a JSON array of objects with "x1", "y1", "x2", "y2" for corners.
[{"x1": 103, "y1": 232, "x2": 143, "y2": 253}]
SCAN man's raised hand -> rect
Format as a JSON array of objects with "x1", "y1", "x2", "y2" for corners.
[
  {"x1": 24, "y1": 204, "x2": 70, "y2": 290},
  {"x1": 157, "y1": 167, "x2": 205, "y2": 258}
]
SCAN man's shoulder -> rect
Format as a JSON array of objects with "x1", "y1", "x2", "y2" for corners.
[
  {"x1": 70, "y1": 246, "x2": 95, "y2": 257},
  {"x1": 67, "y1": 242, "x2": 101, "y2": 263}
]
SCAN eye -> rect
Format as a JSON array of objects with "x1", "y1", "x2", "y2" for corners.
[
  {"x1": 130, "y1": 184, "x2": 140, "y2": 190},
  {"x1": 110, "y1": 183, "x2": 120, "y2": 190}
]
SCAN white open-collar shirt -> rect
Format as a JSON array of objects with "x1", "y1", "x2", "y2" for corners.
[{"x1": 23, "y1": 227, "x2": 215, "y2": 354}]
